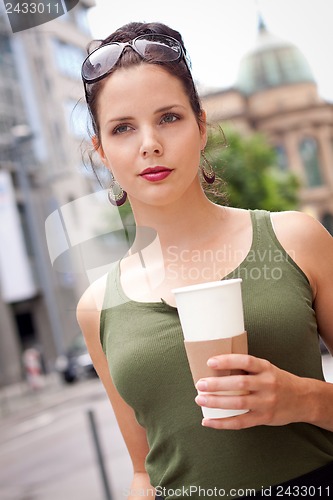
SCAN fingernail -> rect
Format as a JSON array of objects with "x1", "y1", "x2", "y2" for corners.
[
  {"x1": 196, "y1": 380, "x2": 208, "y2": 391},
  {"x1": 207, "y1": 358, "x2": 218, "y2": 367},
  {"x1": 195, "y1": 394, "x2": 207, "y2": 405}
]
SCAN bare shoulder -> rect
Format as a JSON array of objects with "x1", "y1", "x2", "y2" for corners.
[
  {"x1": 270, "y1": 210, "x2": 333, "y2": 296},
  {"x1": 76, "y1": 274, "x2": 108, "y2": 340},
  {"x1": 270, "y1": 210, "x2": 332, "y2": 248}
]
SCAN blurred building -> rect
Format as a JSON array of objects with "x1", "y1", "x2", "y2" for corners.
[
  {"x1": 0, "y1": 1, "x2": 96, "y2": 385},
  {"x1": 201, "y1": 18, "x2": 333, "y2": 232}
]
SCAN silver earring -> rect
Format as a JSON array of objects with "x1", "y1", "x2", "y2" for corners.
[
  {"x1": 107, "y1": 176, "x2": 127, "y2": 206},
  {"x1": 201, "y1": 151, "x2": 216, "y2": 184}
]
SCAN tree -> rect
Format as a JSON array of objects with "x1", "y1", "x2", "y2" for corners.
[{"x1": 205, "y1": 127, "x2": 300, "y2": 211}]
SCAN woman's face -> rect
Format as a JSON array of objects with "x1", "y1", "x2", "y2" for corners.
[{"x1": 95, "y1": 63, "x2": 207, "y2": 208}]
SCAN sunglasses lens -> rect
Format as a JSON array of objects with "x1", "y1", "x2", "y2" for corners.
[
  {"x1": 82, "y1": 35, "x2": 184, "y2": 84},
  {"x1": 134, "y1": 36, "x2": 182, "y2": 63},
  {"x1": 82, "y1": 44, "x2": 122, "y2": 81}
]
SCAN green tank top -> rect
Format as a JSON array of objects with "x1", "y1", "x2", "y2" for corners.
[{"x1": 100, "y1": 210, "x2": 333, "y2": 497}]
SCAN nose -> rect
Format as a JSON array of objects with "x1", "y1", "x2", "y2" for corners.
[{"x1": 139, "y1": 128, "x2": 163, "y2": 158}]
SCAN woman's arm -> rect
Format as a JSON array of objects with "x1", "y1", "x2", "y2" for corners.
[
  {"x1": 195, "y1": 211, "x2": 333, "y2": 431},
  {"x1": 76, "y1": 277, "x2": 155, "y2": 499},
  {"x1": 271, "y1": 211, "x2": 333, "y2": 353}
]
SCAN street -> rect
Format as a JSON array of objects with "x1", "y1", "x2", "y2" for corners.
[
  {"x1": 0, "y1": 378, "x2": 132, "y2": 500},
  {"x1": 0, "y1": 355, "x2": 332, "y2": 500}
]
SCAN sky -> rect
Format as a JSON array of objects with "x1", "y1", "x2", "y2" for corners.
[{"x1": 87, "y1": 0, "x2": 333, "y2": 102}]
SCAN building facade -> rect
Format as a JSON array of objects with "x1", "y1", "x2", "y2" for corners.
[
  {"x1": 201, "y1": 20, "x2": 333, "y2": 232},
  {"x1": 0, "y1": 1, "x2": 97, "y2": 385}
]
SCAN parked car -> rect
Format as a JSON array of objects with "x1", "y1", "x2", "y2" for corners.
[{"x1": 55, "y1": 335, "x2": 97, "y2": 383}]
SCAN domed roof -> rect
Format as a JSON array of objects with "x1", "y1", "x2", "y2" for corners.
[{"x1": 236, "y1": 18, "x2": 315, "y2": 96}]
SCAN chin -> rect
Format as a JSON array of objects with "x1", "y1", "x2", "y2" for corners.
[{"x1": 130, "y1": 185, "x2": 173, "y2": 202}]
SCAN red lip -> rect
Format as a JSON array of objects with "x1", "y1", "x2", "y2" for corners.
[
  {"x1": 140, "y1": 166, "x2": 173, "y2": 182},
  {"x1": 140, "y1": 166, "x2": 172, "y2": 175}
]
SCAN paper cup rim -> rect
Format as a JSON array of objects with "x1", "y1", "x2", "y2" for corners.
[{"x1": 172, "y1": 278, "x2": 242, "y2": 295}]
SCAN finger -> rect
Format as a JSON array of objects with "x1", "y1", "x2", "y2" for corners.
[
  {"x1": 207, "y1": 353, "x2": 269, "y2": 374},
  {"x1": 195, "y1": 392, "x2": 252, "y2": 410},
  {"x1": 201, "y1": 412, "x2": 259, "y2": 430},
  {"x1": 196, "y1": 374, "x2": 254, "y2": 393}
]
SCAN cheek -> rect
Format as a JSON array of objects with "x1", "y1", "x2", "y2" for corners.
[
  {"x1": 182, "y1": 128, "x2": 204, "y2": 161},
  {"x1": 99, "y1": 135, "x2": 127, "y2": 170},
  {"x1": 101, "y1": 147, "x2": 134, "y2": 186}
]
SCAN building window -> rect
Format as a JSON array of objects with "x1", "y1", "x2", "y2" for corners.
[
  {"x1": 0, "y1": 115, "x2": 10, "y2": 135},
  {"x1": 299, "y1": 137, "x2": 323, "y2": 187},
  {"x1": 0, "y1": 33, "x2": 17, "y2": 78},
  {"x1": 275, "y1": 144, "x2": 289, "y2": 171},
  {"x1": 52, "y1": 39, "x2": 85, "y2": 80}
]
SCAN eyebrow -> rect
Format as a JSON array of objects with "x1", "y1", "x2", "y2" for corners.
[
  {"x1": 155, "y1": 104, "x2": 186, "y2": 114},
  {"x1": 106, "y1": 104, "x2": 186, "y2": 124}
]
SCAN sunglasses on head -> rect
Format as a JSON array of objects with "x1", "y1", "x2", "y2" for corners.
[{"x1": 81, "y1": 33, "x2": 191, "y2": 85}]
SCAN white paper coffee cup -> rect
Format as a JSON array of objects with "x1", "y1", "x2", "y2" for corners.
[{"x1": 172, "y1": 279, "x2": 249, "y2": 419}]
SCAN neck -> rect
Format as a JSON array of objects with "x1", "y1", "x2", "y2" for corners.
[{"x1": 128, "y1": 180, "x2": 225, "y2": 252}]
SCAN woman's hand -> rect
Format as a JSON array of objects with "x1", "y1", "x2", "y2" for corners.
[{"x1": 194, "y1": 353, "x2": 313, "y2": 430}]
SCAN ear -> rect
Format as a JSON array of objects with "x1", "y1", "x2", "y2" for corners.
[
  {"x1": 92, "y1": 136, "x2": 108, "y2": 166},
  {"x1": 199, "y1": 109, "x2": 207, "y2": 150}
]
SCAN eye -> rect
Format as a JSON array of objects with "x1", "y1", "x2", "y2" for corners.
[
  {"x1": 161, "y1": 113, "x2": 179, "y2": 124},
  {"x1": 112, "y1": 123, "x2": 132, "y2": 135}
]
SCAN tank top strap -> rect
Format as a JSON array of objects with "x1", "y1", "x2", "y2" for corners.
[
  {"x1": 249, "y1": 209, "x2": 309, "y2": 284},
  {"x1": 100, "y1": 261, "x2": 124, "y2": 351},
  {"x1": 101, "y1": 261, "x2": 125, "y2": 310},
  {"x1": 250, "y1": 209, "x2": 276, "y2": 250},
  {"x1": 250, "y1": 208, "x2": 289, "y2": 262}
]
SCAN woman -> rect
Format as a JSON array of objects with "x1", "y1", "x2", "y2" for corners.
[{"x1": 77, "y1": 22, "x2": 333, "y2": 499}]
